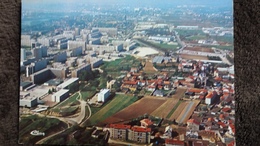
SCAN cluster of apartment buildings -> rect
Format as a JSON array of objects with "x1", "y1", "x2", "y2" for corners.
[{"x1": 109, "y1": 118, "x2": 154, "y2": 144}]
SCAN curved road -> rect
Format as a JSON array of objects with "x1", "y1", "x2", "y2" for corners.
[{"x1": 36, "y1": 91, "x2": 92, "y2": 144}]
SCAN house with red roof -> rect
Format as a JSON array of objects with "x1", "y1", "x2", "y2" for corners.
[
  {"x1": 165, "y1": 139, "x2": 185, "y2": 146},
  {"x1": 227, "y1": 140, "x2": 236, "y2": 146},
  {"x1": 140, "y1": 119, "x2": 153, "y2": 128},
  {"x1": 228, "y1": 124, "x2": 235, "y2": 136},
  {"x1": 205, "y1": 91, "x2": 217, "y2": 105},
  {"x1": 187, "y1": 119, "x2": 200, "y2": 131},
  {"x1": 128, "y1": 126, "x2": 151, "y2": 144},
  {"x1": 109, "y1": 124, "x2": 131, "y2": 141}
]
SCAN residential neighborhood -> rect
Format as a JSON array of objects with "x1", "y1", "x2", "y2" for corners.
[{"x1": 19, "y1": 0, "x2": 234, "y2": 145}]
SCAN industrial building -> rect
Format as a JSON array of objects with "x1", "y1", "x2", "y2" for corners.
[
  {"x1": 51, "y1": 89, "x2": 69, "y2": 102},
  {"x1": 98, "y1": 89, "x2": 110, "y2": 102},
  {"x1": 20, "y1": 96, "x2": 38, "y2": 108}
]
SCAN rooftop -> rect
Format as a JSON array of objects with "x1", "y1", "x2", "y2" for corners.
[
  {"x1": 131, "y1": 126, "x2": 151, "y2": 132},
  {"x1": 110, "y1": 124, "x2": 131, "y2": 129},
  {"x1": 165, "y1": 139, "x2": 184, "y2": 145},
  {"x1": 58, "y1": 78, "x2": 79, "y2": 89},
  {"x1": 52, "y1": 89, "x2": 69, "y2": 97}
]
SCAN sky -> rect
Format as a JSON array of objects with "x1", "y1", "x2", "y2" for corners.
[{"x1": 22, "y1": 0, "x2": 233, "y2": 9}]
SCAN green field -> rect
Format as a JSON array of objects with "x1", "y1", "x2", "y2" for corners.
[
  {"x1": 166, "y1": 100, "x2": 183, "y2": 119},
  {"x1": 175, "y1": 29, "x2": 204, "y2": 37},
  {"x1": 55, "y1": 93, "x2": 79, "y2": 108},
  {"x1": 152, "y1": 43, "x2": 180, "y2": 50},
  {"x1": 86, "y1": 94, "x2": 139, "y2": 126},
  {"x1": 185, "y1": 35, "x2": 207, "y2": 41},
  {"x1": 19, "y1": 115, "x2": 66, "y2": 144},
  {"x1": 97, "y1": 55, "x2": 141, "y2": 89},
  {"x1": 51, "y1": 106, "x2": 79, "y2": 114},
  {"x1": 81, "y1": 91, "x2": 96, "y2": 101}
]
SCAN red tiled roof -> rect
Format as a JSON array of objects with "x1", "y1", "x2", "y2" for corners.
[
  {"x1": 219, "y1": 114, "x2": 225, "y2": 119},
  {"x1": 206, "y1": 91, "x2": 216, "y2": 99},
  {"x1": 164, "y1": 81, "x2": 170, "y2": 85},
  {"x1": 188, "y1": 88, "x2": 207, "y2": 93},
  {"x1": 110, "y1": 124, "x2": 131, "y2": 129},
  {"x1": 227, "y1": 140, "x2": 235, "y2": 146},
  {"x1": 217, "y1": 122, "x2": 227, "y2": 128},
  {"x1": 199, "y1": 95, "x2": 205, "y2": 99},
  {"x1": 187, "y1": 119, "x2": 200, "y2": 125},
  {"x1": 124, "y1": 81, "x2": 138, "y2": 85},
  {"x1": 222, "y1": 107, "x2": 231, "y2": 112},
  {"x1": 165, "y1": 139, "x2": 184, "y2": 145},
  {"x1": 229, "y1": 124, "x2": 235, "y2": 134},
  {"x1": 148, "y1": 85, "x2": 156, "y2": 89},
  {"x1": 140, "y1": 119, "x2": 153, "y2": 126},
  {"x1": 214, "y1": 77, "x2": 222, "y2": 81},
  {"x1": 208, "y1": 118, "x2": 213, "y2": 122},
  {"x1": 131, "y1": 126, "x2": 151, "y2": 132}
]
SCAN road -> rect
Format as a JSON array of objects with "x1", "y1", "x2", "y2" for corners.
[
  {"x1": 65, "y1": 91, "x2": 87, "y2": 124},
  {"x1": 36, "y1": 129, "x2": 65, "y2": 144},
  {"x1": 35, "y1": 91, "x2": 91, "y2": 144}
]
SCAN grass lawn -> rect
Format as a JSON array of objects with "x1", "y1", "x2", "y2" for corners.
[
  {"x1": 51, "y1": 106, "x2": 78, "y2": 114},
  {"x1": 19, "y1": 115, "x2": 65, "y2": 144},
  {"x1": 87, "y1": 94, "x2": 138, "y2": 126},
  {"x1": 166, "y1": 100, "x2": 183, "y2": 119},
  {"x1": 185, "y1": 35, "x2": 207, "y2": 41},
  {"x1": 55, "y1": 93, "x2": 79, "y2": 108},
  {"x1": 175, "y1": 29, "x2": 204, "y2": 36},
  {"x1": 81, "y1": 91, "x2": 96, "y2": 101},
  {"x1": 152, "y1": 43, "x2": 180, "y2": 50}
]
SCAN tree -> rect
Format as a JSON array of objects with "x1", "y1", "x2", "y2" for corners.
[{"x1": 48, "y1": 89, "x2": 52, "y2": 94}]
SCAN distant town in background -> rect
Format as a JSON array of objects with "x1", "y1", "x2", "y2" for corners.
[{"x1": 19, "y1": 0, "x2": 235, "y2": 145}]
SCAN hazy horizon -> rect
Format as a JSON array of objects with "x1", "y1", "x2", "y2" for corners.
[{"x1": 23, "y1": 0, "x2": 233, "y2": 10}]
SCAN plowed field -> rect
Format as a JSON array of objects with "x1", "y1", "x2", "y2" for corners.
[{"x1": 101, "y1": 96, "x2": 166, "y2": 124}]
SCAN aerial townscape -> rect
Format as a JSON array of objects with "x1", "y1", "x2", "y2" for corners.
[{"x1": 19, "y1": 0, "x2": 235, "y2": 145}]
